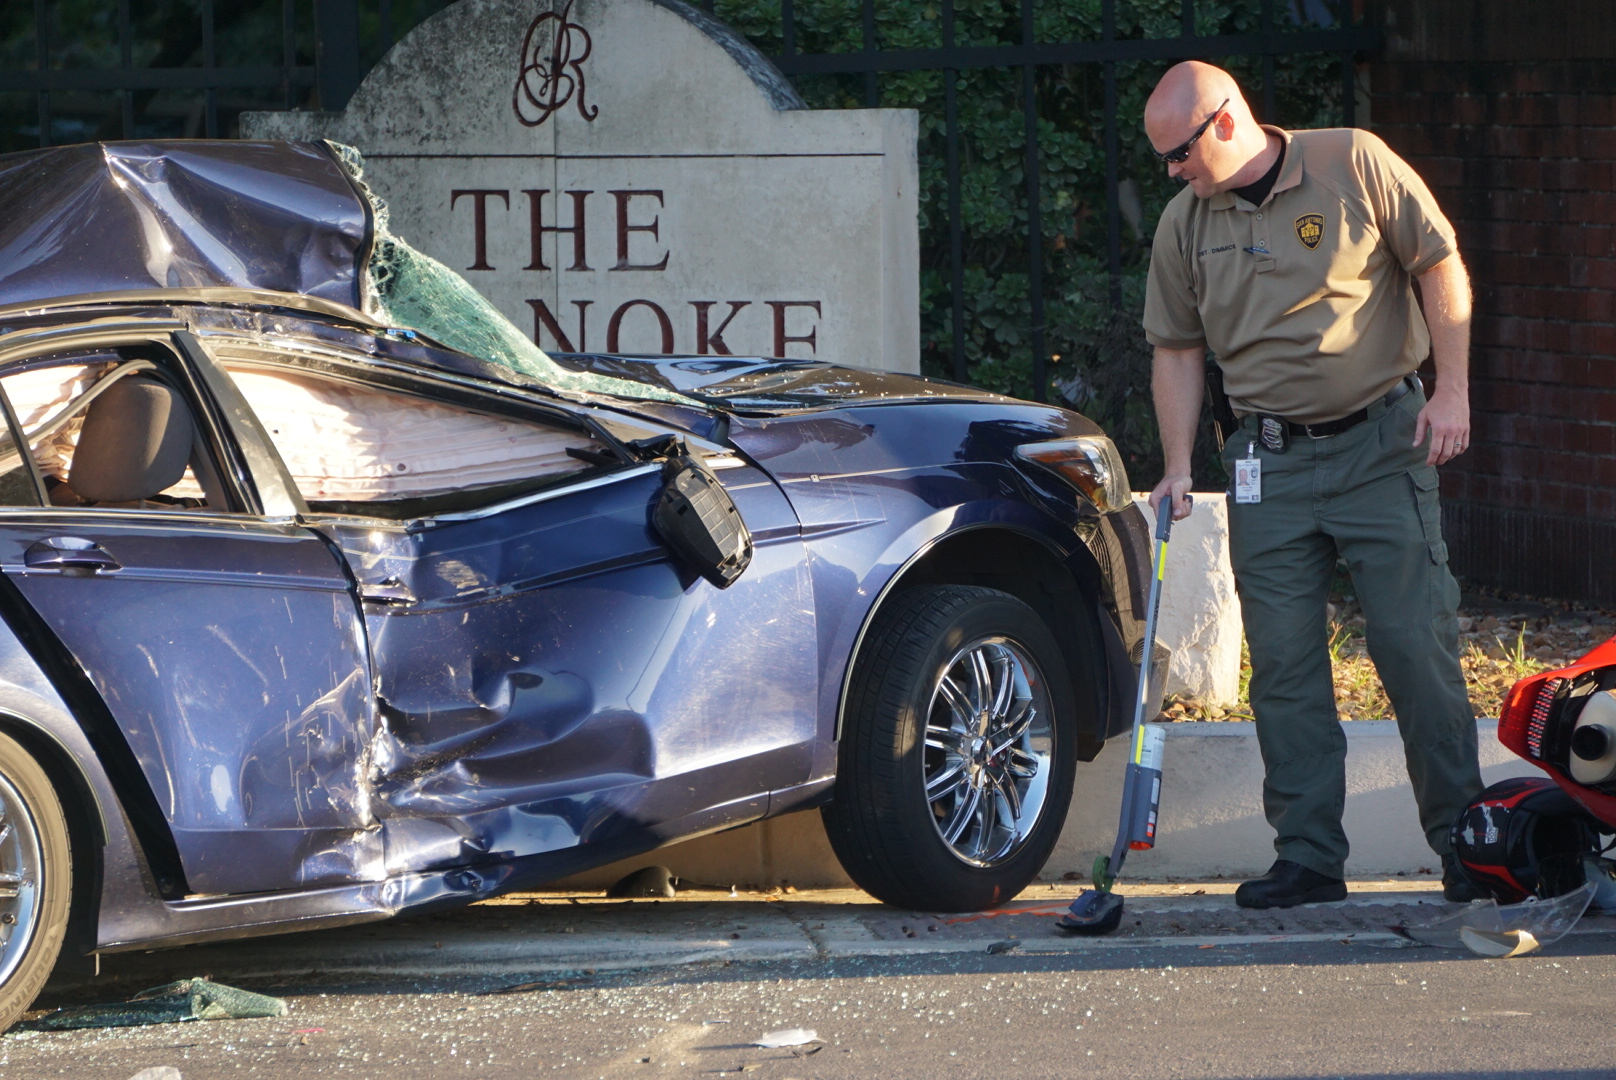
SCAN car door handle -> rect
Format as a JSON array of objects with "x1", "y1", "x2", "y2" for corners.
[
  {"x1": 24, "y1": 537, "x2": 122, "y2": 576},
  {"x1": 359, "y1": 577, "x2": 416, "y2": 606}
]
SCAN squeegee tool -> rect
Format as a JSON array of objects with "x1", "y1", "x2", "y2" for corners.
[{"x1": 1056, "y1": 497, "x2": 1178, "y2": 935}]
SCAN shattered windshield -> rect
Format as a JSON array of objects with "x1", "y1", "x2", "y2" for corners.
[{"x1": 327, "y1": 144, "x2": 695, "y2": 407}]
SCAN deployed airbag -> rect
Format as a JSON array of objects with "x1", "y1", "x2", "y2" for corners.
[{"x1": 224, "y1": 366, "x2": 591, "y2": 502}]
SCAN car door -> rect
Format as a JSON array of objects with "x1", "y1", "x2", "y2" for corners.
[
  {"x1": 204, "y1": 336, "x2": 818, "y2": 874},
  {"x1": 0, "y1": 327, "x2": 379, "y2": 897}
]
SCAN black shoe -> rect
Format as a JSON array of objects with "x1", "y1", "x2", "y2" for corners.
[
  {"x1": 1442, "y1": 852, "x2": 1484, "y2": 903},
  {"x1": 1235, "y1": 859, "x2": 1348, "y2": 909}
]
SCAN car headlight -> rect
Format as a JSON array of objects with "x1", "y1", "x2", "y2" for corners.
[{"x1": 1014, "y1": 435, "x2": 1132, "y2": 514}]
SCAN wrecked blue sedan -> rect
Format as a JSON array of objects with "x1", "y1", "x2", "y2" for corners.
[{"x1": 0, "y1": 140, "x2": 1153, "y2": 1025}]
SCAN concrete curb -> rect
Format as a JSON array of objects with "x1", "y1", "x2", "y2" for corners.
[
  {"x1": 70, "y1": 724, "x2": 1552, "y2": 990},
  {"x1": 555, "y1": 720, "x2": 1542, "y2": 890},
  {"x1": 1052, "y1": 718, "x2": 1542, "y2": 880},
  {"x1": 103, "y1": 906, "x2": 820, "y2": 979},
  {"x1": 81, "y1": 890, "x2": 1616, "y2": 988}
]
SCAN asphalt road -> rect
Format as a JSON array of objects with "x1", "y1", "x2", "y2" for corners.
[{"x1": 4, "y1": 893, "x2": 1615, "y2": 1080}]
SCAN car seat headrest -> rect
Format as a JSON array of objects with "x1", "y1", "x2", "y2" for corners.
[{"x1": 69, "y1": 375, "x2": 195, "y2": 503}]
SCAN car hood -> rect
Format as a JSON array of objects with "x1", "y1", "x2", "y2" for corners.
[{"x1": 547, "y1": 353, "x2": 1020, "y2": 413}]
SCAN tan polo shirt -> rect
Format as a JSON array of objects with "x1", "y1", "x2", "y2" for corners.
[{"x1": 1143, "y1": 126, "x2": 1457, "y2": 424}]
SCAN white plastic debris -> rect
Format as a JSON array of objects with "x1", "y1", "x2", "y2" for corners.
[
  {"x1": 754, "y1": 1028, "x2": 818, "y2": 1048},
  {"x1": 1395, "y1": 882, "x2": 1595, "y2": 957},
  {"x1": 1458, "y1": 927, "x2": 1541, "y2": 958},
  {"x1": 127, "y1": 1069, "x2": 182, "y2": 1080}
]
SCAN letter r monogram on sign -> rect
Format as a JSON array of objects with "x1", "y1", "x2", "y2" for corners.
[{"x1": 513, "y1": 0, "x2": 598, "y2": 128}]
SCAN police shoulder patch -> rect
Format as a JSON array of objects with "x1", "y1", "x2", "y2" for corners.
[{"x1": 1295, "y1": 213, "x2": 1324, "y2": 250}]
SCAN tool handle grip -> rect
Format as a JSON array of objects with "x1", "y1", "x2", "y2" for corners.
[{"x1": 1153, "y1": 496, "x2": 1181, "y2": 541}]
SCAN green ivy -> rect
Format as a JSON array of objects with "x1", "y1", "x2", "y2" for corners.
[
  {"x1": 716, "y1": 0, "x2": 1349, "y2": 488},
  {"x1": 0, "y1": 0, "x2": 451, "y2": 148}
]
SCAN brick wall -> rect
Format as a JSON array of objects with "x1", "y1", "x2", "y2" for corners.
[{"x1": 1368, "y1": 2, "x2": 1616, "y2": 602}]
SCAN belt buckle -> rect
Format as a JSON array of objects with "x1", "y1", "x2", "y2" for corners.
[{"x1": 1302, "y1": 423, "x2": 1332, "y2": 440}]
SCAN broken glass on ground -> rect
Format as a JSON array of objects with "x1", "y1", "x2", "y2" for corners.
[
  {"x1": 26, "y1": 979, "x2": 287, "y2": 1031},
  {"x1": 1390, "y1": 882, "x2": 1596, "y2": 957}
]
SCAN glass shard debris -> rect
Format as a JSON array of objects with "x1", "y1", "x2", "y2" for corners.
[{"x1": 27, "y1": 979, "x2": 288, "y2": 1031}]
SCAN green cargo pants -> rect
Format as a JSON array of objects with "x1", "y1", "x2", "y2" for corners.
[{"x1": 1220, "y1": 380, "x2": 1483, "y2": 878}]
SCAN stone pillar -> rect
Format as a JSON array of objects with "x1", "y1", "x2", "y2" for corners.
[{"x1": 1133, "y1": 493, "x2": 1243, "y2": 708}]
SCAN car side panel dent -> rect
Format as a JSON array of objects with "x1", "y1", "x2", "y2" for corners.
[{"x1": 313, "y1": 461, "x2": 816, "y2": 876}]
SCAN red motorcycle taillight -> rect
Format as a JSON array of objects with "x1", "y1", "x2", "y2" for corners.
[
  {"x1": 1498, "y1": 635, "x2": 1616, "y2": 829},
  {"x1": 1499, "y1": 636, "x2": 1616, "y2": 761},
  {"x1": 1498, "y1": 675, "x2": 1564, "y2": 761}
]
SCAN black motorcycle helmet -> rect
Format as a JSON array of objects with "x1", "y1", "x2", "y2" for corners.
[{"x1": 1449, "y1": 777, "x2": 1603, "y2": 903}]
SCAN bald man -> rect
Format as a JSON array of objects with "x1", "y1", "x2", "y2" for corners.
[{"x1": 1141, "y1": 62, "x2": 1483, "y2": 908}]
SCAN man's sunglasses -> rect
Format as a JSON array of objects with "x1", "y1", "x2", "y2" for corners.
[{"x1": 1154, "y1": 97, "x2": 1230, "y2": 164}]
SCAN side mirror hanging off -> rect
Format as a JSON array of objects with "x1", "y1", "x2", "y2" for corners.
[{"x1": 651, "y1": 448, "x2": 753, "y2": 589}]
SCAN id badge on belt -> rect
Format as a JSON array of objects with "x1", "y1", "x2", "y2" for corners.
[{"x1": 1235, "y1": 440, "x2": 1261, "y2": 504}]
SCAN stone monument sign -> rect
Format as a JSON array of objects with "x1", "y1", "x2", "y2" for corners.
[{"x1": 245, "y1": 0, "x2": 919, "y2": 371}]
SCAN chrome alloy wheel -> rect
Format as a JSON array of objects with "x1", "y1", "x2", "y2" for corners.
[
  {"x1": 923, "y1": 636, "x2": 1054, "y2": 867},
  {"x1": 0, "y1": 771, "x2": 43, "y2": 988}
]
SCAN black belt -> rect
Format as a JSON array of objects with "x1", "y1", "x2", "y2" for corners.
[{"x1": 1271, "y1": 376, "x2": 1417, "y2": 439}]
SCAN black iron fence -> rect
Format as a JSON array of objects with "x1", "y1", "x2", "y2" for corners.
[
  {"x1": 0, "y1": 0, "x2": 437, "y2": 146},
  {"x1": 3, "y1": 0, "x2": 1377, "y2": 408},
  {"x1": 761, "y1": 0, "x2": 1377, "y2": 401}
]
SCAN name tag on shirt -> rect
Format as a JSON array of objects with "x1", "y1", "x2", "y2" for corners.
[{"x1": 1235, "y1": 454, "x2": 1261, "y2": 504}]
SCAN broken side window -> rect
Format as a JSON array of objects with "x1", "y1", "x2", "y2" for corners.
[
  {"x1": 217, "y1": 359, "x2": 620, "y2": 520},
  {"x1": 0, "y1": 350, "x2": 230, "y2": 511}
]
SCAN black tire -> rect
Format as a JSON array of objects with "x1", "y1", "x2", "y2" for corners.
[
  {"x1": 823, "y1": 585, "x2": 1078, "y2": 911},
  {"x1": 0, "y1": 731, "x2": 72, "y2": 1033}
]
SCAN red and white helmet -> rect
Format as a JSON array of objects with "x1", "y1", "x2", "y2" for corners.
[{"x1": 1449, "y1": 777, "x2": 1604, "y2": 904}]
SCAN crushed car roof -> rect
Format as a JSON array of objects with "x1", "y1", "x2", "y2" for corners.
[
  {"x1": 0, "y1": 141, "x2": 1011, "y2": 416},
  {"x1": 0, "y1": 141, "x2": 369, "y2": 311},
  {"x1": 0, "y1": 139, "x2": 704, "y2": 406}
]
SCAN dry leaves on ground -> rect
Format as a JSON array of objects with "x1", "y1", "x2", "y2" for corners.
[{"x1": 1159, "y1": 591, "x2": 1616, "y2": 723}]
